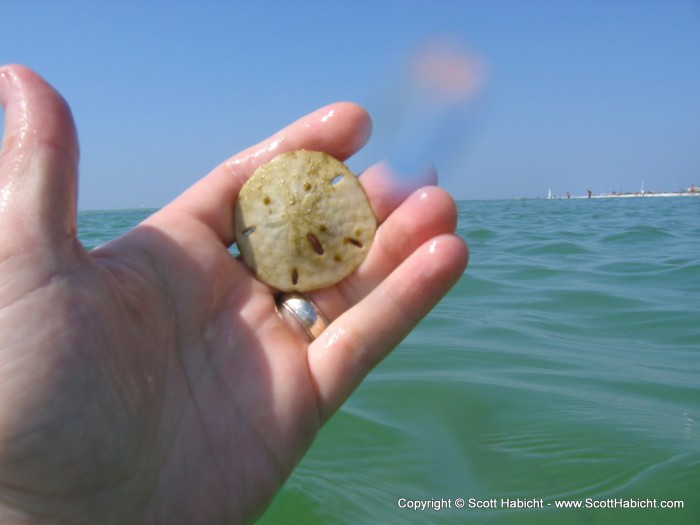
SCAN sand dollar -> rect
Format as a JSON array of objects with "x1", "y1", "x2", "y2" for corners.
[{"x1": 234, "y1": 150, "x2": 377, "y2": 292}]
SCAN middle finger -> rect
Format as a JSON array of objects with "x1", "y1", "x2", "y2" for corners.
[{"x1": 308, "y1": 171, "x2": 460, "y2": 321}]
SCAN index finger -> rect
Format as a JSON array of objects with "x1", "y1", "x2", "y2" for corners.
[{"x1": 148, "y1": 102, "x2": 372, "y2": 245}]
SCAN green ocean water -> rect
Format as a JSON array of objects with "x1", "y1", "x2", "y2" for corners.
[{"x1": 78, "y1": 197, "x2": 700, "y2": 524}]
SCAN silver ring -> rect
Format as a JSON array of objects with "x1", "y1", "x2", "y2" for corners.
[{"x1": 276, "y1": 292, "x2": 329, "y2": 341}]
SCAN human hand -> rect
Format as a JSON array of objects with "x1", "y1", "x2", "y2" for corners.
[{"x1": 0, "y1": 65, "x2": 468, "y2": 524}]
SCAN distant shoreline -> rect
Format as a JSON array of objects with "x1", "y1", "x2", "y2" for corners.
[{"x1": 552, "y1": 192, "x2": 700, "y2": 200}]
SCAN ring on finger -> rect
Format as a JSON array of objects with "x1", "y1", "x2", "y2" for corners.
[{"x1": 276, "y1": 292, "x2": 329, "y2": 341}]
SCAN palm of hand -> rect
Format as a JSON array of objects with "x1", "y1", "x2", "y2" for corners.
[{"x1": 0, "y1": 65, "x2": 467, "y2": 524}]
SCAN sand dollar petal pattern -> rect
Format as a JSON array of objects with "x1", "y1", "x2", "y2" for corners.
[{"x1": 234, "y1": 150, "x2": 377, "y2": 292}]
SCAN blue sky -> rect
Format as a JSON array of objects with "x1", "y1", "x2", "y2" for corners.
[{"x1": 1, "y1": 0, "x2": 699, "y2": 208}]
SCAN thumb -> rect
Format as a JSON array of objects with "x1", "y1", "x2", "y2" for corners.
[{"x1": 0, "y1": 64, "x2": 79, "y2": 259}]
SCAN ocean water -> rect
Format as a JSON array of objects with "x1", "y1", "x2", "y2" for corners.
[{"x1": 77, "y1": 197, "x2": 700, "y2": 524}]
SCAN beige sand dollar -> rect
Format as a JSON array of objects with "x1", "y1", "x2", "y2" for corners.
[{"x1": 235, "y1": 150, "x2": 377, "y2": 292}]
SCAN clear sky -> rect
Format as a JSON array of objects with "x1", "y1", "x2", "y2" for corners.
[{"x1": 2, "y1": 0, "x2": 699, "y2": 208}]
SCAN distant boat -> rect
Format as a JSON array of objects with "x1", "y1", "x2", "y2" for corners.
[{"x1": 547, "y1": 188, "x2": 552, "y2": 200}]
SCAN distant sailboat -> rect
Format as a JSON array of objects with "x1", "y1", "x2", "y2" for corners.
[{"x1": 547, "y1": 188, "x2": 552, "y2": 200}]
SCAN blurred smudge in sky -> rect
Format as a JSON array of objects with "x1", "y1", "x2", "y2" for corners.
[{"x1": 367, "y1": 36, "x2": 487, "y2": 192}]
